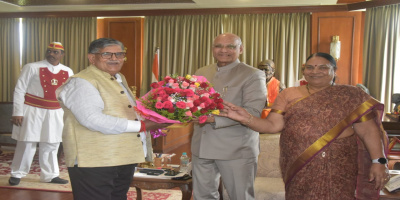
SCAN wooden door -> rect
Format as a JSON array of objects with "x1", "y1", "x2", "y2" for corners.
[
  {"x1": 311, "y1": 12, "x2": 363, "y2": 85},
  {"x1": 97, "y1": 18, "x2": 144, "y2": 97}
]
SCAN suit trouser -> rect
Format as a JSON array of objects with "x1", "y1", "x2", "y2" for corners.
[
  {"x1": 192, "y1": 155, "x2": 257, "y2": 200},
  {"x1": 10, "y1": 141, "x2": 60, "y2": 182},
  {"x1": 68, "y1": 164, "x2": 136, "y2": 200}
]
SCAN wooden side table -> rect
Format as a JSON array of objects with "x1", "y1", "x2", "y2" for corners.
[
  {"x1": 380, "y1": 189, "x2": 400, "y2": 199},
  {"x1": 130, "y1": 176, "x2": 192, "y2": 200}
]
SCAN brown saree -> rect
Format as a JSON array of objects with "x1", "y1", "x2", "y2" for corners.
[{"x1": 278, "y1": 85, "x2": 388, "y2": 200}]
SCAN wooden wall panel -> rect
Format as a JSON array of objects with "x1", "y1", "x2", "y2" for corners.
[
  {"x1": 97, "y1": 18, "x2": 144, "y2": 97},
  {"x1": 311, "y1": 11, "x2": 363, "y2": 85}
]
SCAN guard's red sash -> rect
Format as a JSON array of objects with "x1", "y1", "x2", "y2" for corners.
[{"x1": 24, "y1": 67, "x2": 69, "y2": 109}]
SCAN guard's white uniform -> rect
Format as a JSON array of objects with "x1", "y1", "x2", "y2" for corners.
[{"x1": 10, "y1": 60, "x2": 73, "y2": 182}]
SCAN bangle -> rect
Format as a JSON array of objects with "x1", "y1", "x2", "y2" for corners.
[
  {"x1": 139, "y1": 120, "x2": 146, "y2": 132},
  {"x1": 242, "y1": 113, "x2": 254, "y2": 126}
]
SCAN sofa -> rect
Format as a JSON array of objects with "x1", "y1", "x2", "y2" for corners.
[
  {"x1": 0, "y1": 102, "x2": 16, "y2": 151},
  {"x1": 223, "y1": 133, "x2": 285, "y2": 200}
]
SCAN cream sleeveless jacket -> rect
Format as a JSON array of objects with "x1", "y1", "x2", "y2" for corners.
[{"x1": 58, "y1": 65, "x2": 145, "y2": 167}]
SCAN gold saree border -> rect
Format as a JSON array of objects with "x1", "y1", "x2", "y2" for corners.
[
  {"x1": 270, "y1": 109, "x2": 285, "y2": 115},
  {"x1": 283, "y1": 98, "x2": 381, "y2": 184}
]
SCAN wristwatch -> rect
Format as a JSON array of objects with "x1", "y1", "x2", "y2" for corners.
[{"x1": 372, "y1": 157, "x2": 388, "y2": 164}]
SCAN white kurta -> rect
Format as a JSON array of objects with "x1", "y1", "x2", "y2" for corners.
[{"x1": 12, "y1": 60, "x2": 74, "y2": 143}]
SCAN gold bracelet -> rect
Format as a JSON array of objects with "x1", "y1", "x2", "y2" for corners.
[{"x1": 242, "y1": 113, "x2": 253, "y2": 126}]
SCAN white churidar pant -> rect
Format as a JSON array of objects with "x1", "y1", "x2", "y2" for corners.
[{"x1": 10, "y1": 141, "x2": 60, "y2": 182}]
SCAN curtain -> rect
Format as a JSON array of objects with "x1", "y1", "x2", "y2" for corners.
[
  {"x1": 363, "y1": 4, "x2": 400, "y2": 112},
  {"x1": 222, "y1": 13, "x2": 310, "y2": 87},
  {"x1": 142, "y1": 13, "x2": 310, "y2": 95},
  {"x1": 142, "y1": 15, "x2": 223, "y2": 95},
  {"x1": 0, "y1": 18, "x2": 20, "y2": 102},
  {"x1": 22, "y1": 17, "x2": 97, "y2": 74}
]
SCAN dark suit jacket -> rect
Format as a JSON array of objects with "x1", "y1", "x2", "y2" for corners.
[{"x1": 192, "y1": 60, "x2": 267, "y2": 160}]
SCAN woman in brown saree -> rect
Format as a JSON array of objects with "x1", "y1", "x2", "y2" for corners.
[{"x1": 219, "y1": 52, "x2": 390, "y2": 199}]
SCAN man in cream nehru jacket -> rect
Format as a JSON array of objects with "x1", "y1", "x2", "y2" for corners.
[
  {"x1": 57, "y1": 38, "x2": 170, "y2": 200},
  {"x1": 9, "y1": 42, "x2": 72, "y2": 186}
]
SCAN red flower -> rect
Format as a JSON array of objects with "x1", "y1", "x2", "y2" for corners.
[
  {"x1": 164, "y1": 87, "x2": 175, "y2": 95},
  {"x1": 164, "y1": 77, "x2": 171, "y2": 82},
  {"x1": 193, "y1": 100, "x2": 201, "y2": 106},
  {"x1": 183, "y1": 89, "x2": 194, "y2": 97},
  {"x1": 157, "y1": 81, "x2": 165, "y2": 87},
  {"x1": 214, "y1": 98, "x2": 223, "y2": 103},
  {"x1": 200, "y1": 109, "x2": 208, "y2": 114},
  {"x1": 198, "y1": 115, "x2": 208, "y2": 123},
  {"x1": 200, "y1": 96, "x2": 211, "y2": 103},
  {"x1": 208, "y1": 102, "x2": 217, "y2": 109},
  {"x1": 217, "y1": 103, "x2": 224, "y2": 109},
  {"x1": 200, "y1": 82, "x2": 209, "y2": 88},
  {"x1": 150, "y1": 82, "x2": 160, "y2": 89},
  {"x1": 190, "y1": 106, "x2": 198, "y2": 113},
  {"x1": 211, "y1": 93, "x2": 220, "y2": 98}
]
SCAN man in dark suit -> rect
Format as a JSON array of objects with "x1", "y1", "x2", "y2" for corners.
[{"x1": 192, "y1": 33, "x2": 267, "y2": 200}]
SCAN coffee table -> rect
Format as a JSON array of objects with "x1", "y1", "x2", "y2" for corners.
[{"x1": 130, "y1": 176, "x2": 192, "y2": 200}]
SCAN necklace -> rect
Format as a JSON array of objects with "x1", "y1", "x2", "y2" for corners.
[{"x1": 306, "y1": 84, "x2": 311, "y2": 95}]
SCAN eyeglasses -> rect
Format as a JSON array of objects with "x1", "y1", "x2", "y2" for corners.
[
  {"x1": 213, "y1": 44, "x2": 239, "y2": 50},
  {"x1": 303, "y1": 64, "x2": 332, "y2": 72},
  {"x1": 95, "y1": 52, "x2": 126, "y2": 59}
]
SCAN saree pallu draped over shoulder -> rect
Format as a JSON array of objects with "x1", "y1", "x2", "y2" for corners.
[{"x1": 280, "y1": 85, "x2": 388, "y2": 200}]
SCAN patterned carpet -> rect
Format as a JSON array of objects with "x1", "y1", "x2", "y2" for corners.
[{"x1": 0, "y1": 150, "x2": 182, "y2": 200}]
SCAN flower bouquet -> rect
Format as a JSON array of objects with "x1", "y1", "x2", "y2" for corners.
[{"x1": 135, "y1": 74, "x2": 223, "y2": 137}]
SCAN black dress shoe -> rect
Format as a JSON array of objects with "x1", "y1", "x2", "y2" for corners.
[
  {"x1": 9, "y1": 177, "x2": 20, "y2": 186},
  {"x1": 49, "y1": 177, "x2": 69, "y2": 184}
]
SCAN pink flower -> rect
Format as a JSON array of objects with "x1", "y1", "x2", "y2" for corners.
[
  {"x1": 185, "y1": 111, "x2": 192, "y2": 117},
  {"x1": 176, "y1": 101, "x2": 186, "y2": 109},
  {"x1": 171, "y1": 83, "x2": 179, "y2": 89},
  {"x1": 198, "y1": 115, "x2": 208, "y2": 124},
  {"x1": 136, "y1": 74, "x2": 222, "y2": 128},
  {"x1": 156, "y1": 89, "x2": 167, "y2": 97},
  {"x1": 186, "y1": 102, "x2": 194, "y2": 108},
  {"x1": 202, "y1": 93, "x2": 210, "y2": 98},
  {"x1": 155, "y1": 102, "x2": 164, "y2": 109},
  {"x1": 192, "y1": 94, "x2": 200, "y2": 100},
  {"x1": 182, "y1": 81, "x2": 190, "y2": 88},
  {"x1": 163, "y1": 101, "x2": 173, "y2": 109},
  {"x1": 209, "y1": 88, "x2": 216, "y2": 94}
]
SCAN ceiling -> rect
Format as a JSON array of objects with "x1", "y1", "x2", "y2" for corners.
[{"x1": 0, "y1": 0, "x2": 344, "y2": 13}]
